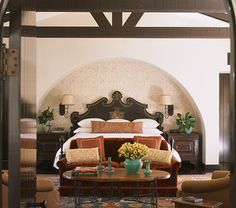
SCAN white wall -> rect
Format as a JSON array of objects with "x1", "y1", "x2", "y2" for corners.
[{"x1": 36, "y1": 13, "x2": 230, "y2": 165}]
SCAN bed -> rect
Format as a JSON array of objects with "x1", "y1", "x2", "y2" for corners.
[
  {"x1": 54, "y1": 91, "x2": 180, "y2": 167},
  {"x1": 55, "y1": 91, "x2": 181, "y2": 196}
]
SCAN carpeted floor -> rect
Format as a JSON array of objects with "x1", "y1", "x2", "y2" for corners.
[
  {"x1": 44, "y1": 173, "x2": 211, "y2": 208},
  {"x1": 59, "y1": 197, "x2": 176, "y2": 208}
]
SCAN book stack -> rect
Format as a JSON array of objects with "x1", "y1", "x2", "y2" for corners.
[
  {"x1": 183, "y1": 196, "x2": 203, "y2": 203},
  {"x1": 71, "y1": 167, "x2": 98, "y2": 176}
]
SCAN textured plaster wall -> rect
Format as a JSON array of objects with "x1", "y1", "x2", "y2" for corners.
[{"x1": 40, "y1": 58, "x2": 201, "y2": 134}]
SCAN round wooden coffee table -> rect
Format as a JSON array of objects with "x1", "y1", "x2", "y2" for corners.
[{"x1": 63, "y1": 168, "x2": 170, "y2": 208}]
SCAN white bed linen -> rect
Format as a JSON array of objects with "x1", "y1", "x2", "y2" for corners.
[
  {"x1": 20, "y1": 133, "x2": 37, "y2": 139},
  {"x1": 53, "y1": 132, "x2": 181, "y2": 169}
]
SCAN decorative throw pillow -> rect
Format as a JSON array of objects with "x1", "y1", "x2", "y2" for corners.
[
  {"x1": 20, "y1": 148, "x2": 36, "y2": 166},
  {"x1": 76, "y1": 136, "x2": 106, "y2": 161},
  {"x1": 66, "y1": 147, "x2": 99, "y2": 164},
  {"x1": 91, "y1": 121, "x2": 143, "y2": 133},
  {"x1": 143, "y1": 148, "x2": 172, "y2": 165},
  {"x1": 134, "y1": 136, "x2": 162, "y2": 149}
]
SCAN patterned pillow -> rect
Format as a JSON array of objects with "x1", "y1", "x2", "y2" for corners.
[
  {"x1": 76, "y1": 136, "x2": 106, "y2": 161},
  {"x1": 143, "y1": 148, "x2": 172, "y2": 165},
  {"x1": 134, "y1": 136, "x2": 162, "y2": 149},
  {"x1": 66, "y1": 147, "x2": 99, "y2": 164},
  {"x1": 91, "y1": 121, "x2": 143, "y2": 133}
]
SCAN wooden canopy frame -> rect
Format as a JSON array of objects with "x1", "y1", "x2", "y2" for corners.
[
  {"x1": 0, "y1": 0, "x2": 235, "y2": 207},
  {"x1": 1, "y1": 0, "x2": 230, "y2": 38}
]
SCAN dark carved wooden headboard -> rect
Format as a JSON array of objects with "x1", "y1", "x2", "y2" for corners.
[{"x1": 70, "y1": 91, "x2": 164, "y2": 136}]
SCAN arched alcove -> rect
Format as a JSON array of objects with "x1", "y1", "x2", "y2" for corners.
[{"x1": 39, "y1": 57, "x2": 204, "y2": 137}]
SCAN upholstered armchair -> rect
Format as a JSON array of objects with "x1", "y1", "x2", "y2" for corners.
[
  {"x1": 178, "y1": 170, "x2": 230, "y2": 208},
  {"x1": 2, "y1": 170, "x2": 64, "y2": 208}
]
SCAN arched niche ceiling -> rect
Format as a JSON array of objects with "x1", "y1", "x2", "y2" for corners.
[{"x1": 39, "y1": 57, "x2": 203, "y2": 134}]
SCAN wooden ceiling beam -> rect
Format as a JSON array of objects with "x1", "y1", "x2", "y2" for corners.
[
  {"x1": 200, "y1": 12, "x2": 229, "y2": 23},
  {"x1": 123, "y1": 12, "x2": 144, "y2": 28},
  {"x1": 112, "y1": 12, "x2": 122, "y2": 27},
  {"x1": 90, "y1": 12, "x2": 111, "y2": 28},
  {"x1": 3, "y1": 26, "x2": 228, "y2": 39},
  {"x1": 35, "y1": 0, "x2": 226, "y2": 13}
]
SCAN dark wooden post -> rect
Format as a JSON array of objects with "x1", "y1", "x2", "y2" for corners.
[{"x1": 224, "y1": 1, "x2": 236, "y2": 207}]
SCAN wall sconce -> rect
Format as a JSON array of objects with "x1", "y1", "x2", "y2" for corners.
[
  {"x1": 59, "y1": 94, "x2": 75, "y2": 118},
  {"x1": 160, "y1": 95, "x2": 174, "y2": 119}
]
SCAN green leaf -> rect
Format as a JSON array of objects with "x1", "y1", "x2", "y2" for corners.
[
  {"x1": 176, "y1": 112, "x2": 196, "y2": 132},
  {"x1": 38, "y1": 106, "x2": 54, "y2": 125}
]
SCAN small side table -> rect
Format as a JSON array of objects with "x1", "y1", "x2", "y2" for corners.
[
  {"x1": 37, "y1": 131, "x2": 68, "y2": 173},
  {"x1": 174, "y1": 197, "x2": 223, "y2": 208}
]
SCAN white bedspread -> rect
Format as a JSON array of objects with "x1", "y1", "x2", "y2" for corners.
[
  {"x1": 20, "y1": 133, "x2": 36, "y2": 139},
  {"x1": 53, "y1": 133, "x2": 181, "y2": 169}
]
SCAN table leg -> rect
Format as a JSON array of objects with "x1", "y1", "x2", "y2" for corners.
[
  {"x1": 154, "y1": 178, "x2": 158, "y2": 208},
  {"x1": 74, "y1": 180, "x2": 78, "y2": 207},
  {"x1": 109, "y1": 181, "x2": 114, "y2": 201}
]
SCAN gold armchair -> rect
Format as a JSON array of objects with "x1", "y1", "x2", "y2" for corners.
[
  {"x1": 2, "y1": 170, "x2": 64, "y2": 208},
  {"x1": 178, "y1": 170, "x2": 230, "y2": 208}
]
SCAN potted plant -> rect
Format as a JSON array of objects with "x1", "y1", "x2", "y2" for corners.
[
  {"x1": 118, "y1": 142, "x2": 149, "y2": 174},
  {"x1": 38, "y1": 106, "x2": 54, "y2": 132},
  {"x1": 176, "y1": 112, "x2": 196, "y2": 134}
]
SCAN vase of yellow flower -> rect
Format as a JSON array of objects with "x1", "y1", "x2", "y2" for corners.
[{"x1": 118, "y1": 142, "x2": 149, "y2": 174}]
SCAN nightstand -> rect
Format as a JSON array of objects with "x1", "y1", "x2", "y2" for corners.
[
  {"x1": 168, "y1": 132, "x2": 201, "y2": 167},
  {"x1": 37, "y1": 132, "x2": 68, "y2": 173}
]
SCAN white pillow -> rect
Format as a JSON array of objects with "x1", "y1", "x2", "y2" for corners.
[
  {"x1": 142, "y1": 128, "x2": 163, "y2": 135},
  {"x1": 133, "y1": 119, "x2": 159, "y2": 128},
  {"x1": 77, "y1": 118, "x2": 104, "y2": 128},
  {"x1": 107, "y1": 119, "x2": 130, "y2": 122},
  {"x1": 73, "y1": 127, "x2": 92, "y2": 133}
]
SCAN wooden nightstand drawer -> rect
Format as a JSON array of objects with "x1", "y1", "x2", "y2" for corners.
[
  {"x1": 168, "y1": 132, "x2": 201, "y2": 165},
  {"x1": 37, "y1": 141, "x2": 59, "y2": 152},
  {"x1": 37, "y1": 132, "x2": 68, "y2": 173},
  {"x1": 175, "y1": 142, "x2": 193, "y2": 152}
]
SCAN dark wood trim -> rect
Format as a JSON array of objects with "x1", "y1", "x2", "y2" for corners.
[
  {"x1": 3, "y1": 12, "x2": 10, "y2": 22},
  {"x1": 90, "y1": 12, "x2": 111, "y2": 28},
  {"x1": 112, "y1": 12, "x2": 122, "y2": 27},
  {"x1": 200, "y1": 12, "x2": 229, "y2": 23},
  {"x1": 0, "y1": 1, "x2": 9, "y2": 206},
  {"x1": 224, "y1": 0, "x2": 236, "y2": 207},
  {"x1": 123, "y1": 12, "x2": 144, "y2": 28},
  {"x1": 8, "y1": 0, "x2": 21, "y2": 206},
  {"x1": 0, "y1": 0, "x2": 9, "y2": 38},
  {"x1": 219, "y1": 73, "x2": 230, "y2": 164},
  {"x1": 35, "y1": 26, "x2": 230, "y2": 39},
  {"x1": 3, "y1": 26, "x2": 228, "y2": 38},
  {"x1": 35, "y1": 0, "x2": 226, "y2": 13}
]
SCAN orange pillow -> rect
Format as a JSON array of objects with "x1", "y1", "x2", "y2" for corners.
[
  {"x1": 134, "y1": 136, "x2": 162, "y2": 149},
  {"x1": 91, "y1": 121, "x2": 143, "y2": 133},
  {"x1": 76, "y1": 136, "x2": 106, "y2": 161}
]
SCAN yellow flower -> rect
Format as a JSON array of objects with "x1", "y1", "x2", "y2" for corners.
[{"x1": 118, "y1": 142, "x2": 149, "y2": 160}]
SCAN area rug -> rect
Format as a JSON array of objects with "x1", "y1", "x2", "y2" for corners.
[
  {"x1": 44, "y1": 173, "x2": 211, "y2": 208},
  {"x1": 59, "y1": 197, "x2": 175, "y2": 208}
]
